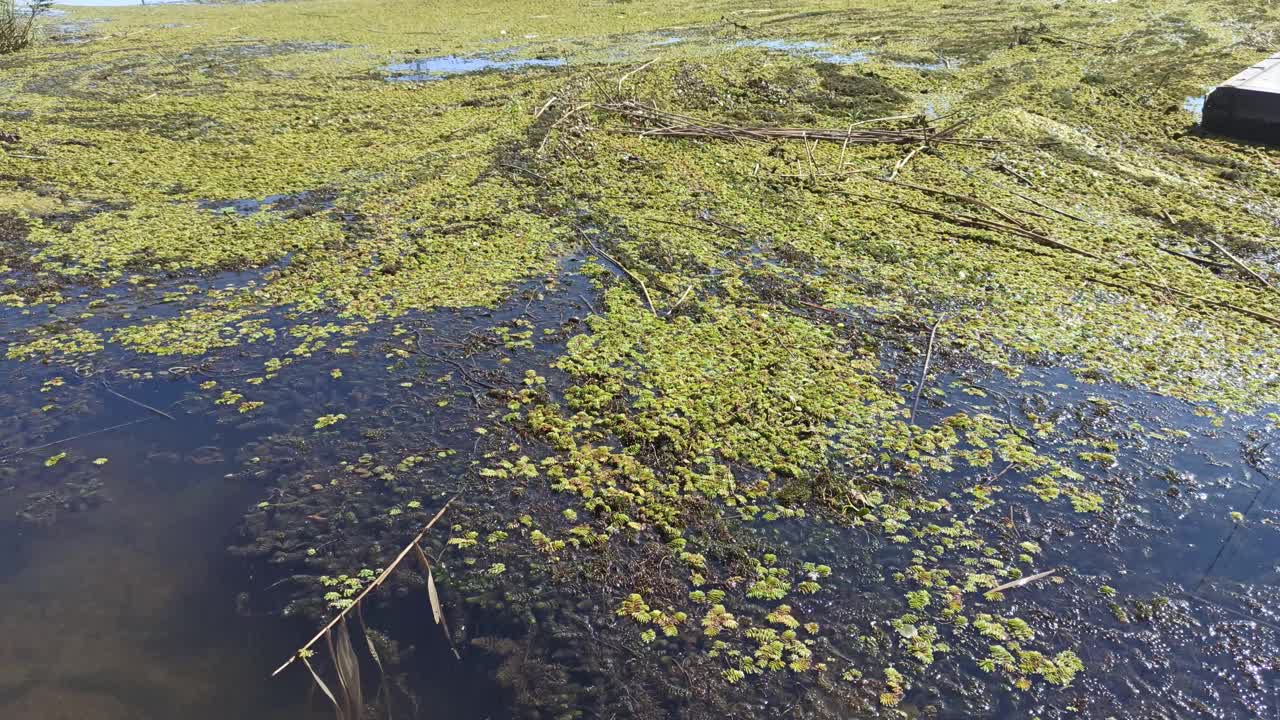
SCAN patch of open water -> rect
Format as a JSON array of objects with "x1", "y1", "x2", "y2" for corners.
[
  {"x1": 734, "y1": 38, "x2": 952, "y2": 70},
  {"x1": 384, "y1": 54, "x2": 564, "y2": 82}
]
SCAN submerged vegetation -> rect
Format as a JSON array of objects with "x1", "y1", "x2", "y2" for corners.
[{"x1": 2, "y1": 0, "x2": 1279, "y2": 718}]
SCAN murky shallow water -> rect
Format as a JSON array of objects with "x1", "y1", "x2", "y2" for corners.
[
  {"x1": 0, "y1": 377, "x2": 310, "y2": 718},
  {"x1": 4, "y1": 250, "x2": 1277, "y2": 719},
  {"x1": 0, "y1": 260, "x2": 597, "y2": 719}
]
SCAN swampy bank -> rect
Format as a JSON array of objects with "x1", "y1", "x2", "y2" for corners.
[{"x1": 2, "y1": 0, "x2": 1280, "y2": 717}]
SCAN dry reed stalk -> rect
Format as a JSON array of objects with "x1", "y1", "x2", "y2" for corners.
[{"x1": 273, "y1": 497, "x2": 456, "y2": 677}]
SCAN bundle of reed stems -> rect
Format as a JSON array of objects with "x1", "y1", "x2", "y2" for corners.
[{"x1": 595, "y1": 100, "x2": 1001, "y2": 148}]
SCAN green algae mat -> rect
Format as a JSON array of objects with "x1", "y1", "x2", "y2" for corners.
[{"x1": 2, "y1": 0, "x2": 1280, "y2": 718}]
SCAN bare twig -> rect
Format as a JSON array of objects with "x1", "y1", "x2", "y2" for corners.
[
  {"x1": 101, "y1": 377, "x2": 175, "y2": 420},
  {"x1": 666, "y1": 286, "x2": 694, "y2": 316},
  {"x1": 888, "y1": 144, "x2": 926, "y2": 180},
  {"x1": 595, "y1": 101, "x2": 1000, "y2": 148},
  {"x1": 616, "y1": 57, "x2": 659, "y2": 95},
  {"x1": 863, "y1": 194, "x2": 1104, "y2": 261},
  {"x1": 880, "y1": 178, "x2": 1036, "y2": 231},
  {"x1": 579, "y1": 229, "x2": 658, "y2": 317},
  {"x1": 273, "y1": 497, "x2": 456, "y2": 677},
  {"x1": 910, "y1": 315, "x2": 946, "y2": 422},
  {"x1": 1156, "y1": 245, "x2": 1231, "y2": 271},
  {"x1": 958, "y1": 165, "x2": 1093, "y2": 224},
  {"x1": 1202, "y1": 236, "x2": 1275, "y2": 292},
  {"x1": 988, "y1": 568, "x2": 1057, "y2": 595},
  {"x1": 537, "y1": 103, "x2": 591, "y2": 157},
  {"x1": 533, "y1": 95, "x2": 558, "y2": 119},
  {"x1": 0, "y1": 417, "x2": 153, "y2": 463}
]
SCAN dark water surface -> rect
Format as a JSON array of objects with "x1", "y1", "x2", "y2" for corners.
[
  {"x1": 0, "y1": 380, "x2": 315, "y2": 718},
  {"x1": 2, "y1": 253, "x2": 1279, "y2": 720},
  {"x1": 0, "y1": 305, "x2": 516, "y2": 718}
]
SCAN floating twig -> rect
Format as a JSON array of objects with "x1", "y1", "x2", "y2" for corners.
[
  {"x1": 864, "y1": 194, "x2": 1104, "y2": 261},
  {"x1": 595, "y1": 101, "x2": 1001, "y2": 148},
  {"x1": 273, "y1": 497, "x2": 456, "y2": 677},
  {"x1": 1202, "y1": 235, "x2": 1275, "y2": 292},
  {"x1": 579, "y1": 228, "x2": 658, "y2": 317},
  {"x1": 988, "y1": 568, "x2": 1057, "y2": 595},
  {"x1": 533, "y1": 95, "x2": 558, "y2": 119},
  {"x1": 667, "y1": 285, "x2": 694, "y2": 316},
  {"x1": 616, "y1": 57, "x2": 659, "y2": 94},
  {"x1": 101, "y1": 377, "x2": 175, "y2": 420},
  {"x1": 911, "y1": 315, "x2": 946, "y2": 422},
  {"x1": 888, "y1": 144, "x2": 926, "y2": 180},
  {"x1": 0, "y1": 417, "x2": 153, "y2": 463},
  {"x1": 537, "y1": 102, "x2": 591, "y2": 157},
  {"x1": 1157, "y1": 245, "x2": 1232, "y2": 271}
]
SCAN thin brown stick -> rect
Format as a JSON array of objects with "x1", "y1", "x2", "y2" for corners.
[
  {"x1": 958, "y1": 165, "x2": 1092, "y2": 224},
  {"x1": 880, "y1": 178, "x2": 1033, "y2": 231},
  {"x1": 616, "y1": 57, "x2": 659, "y2": 94},
  {"x1": 596, "y1": 101, "x2": 999, "y2": 147},
  {"x1": 1202, "y1": 236, "x2": 1275, "y2": 292},
  {"x1": 1156, "y1": 245, "x2": 1231, "y2": 271},
  {"x1": 867, "y1": 194, "x2": 1104, "y2": 261},
  {"x1": 272, "y1": 497, "x2": 456, "y2": 677},
  {"x1": 910, "y1": 315, "x2": 945, "y2": 422},
  {"x1": 1133, "y1": 278, "x2": 1280, "y2": 328},
  {"x1": 1038, "y1": 32, "x2": 1113, "y2": 51},
  {"x1": 579, "y1": 229, "x2": 658, "y2": 317}
]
